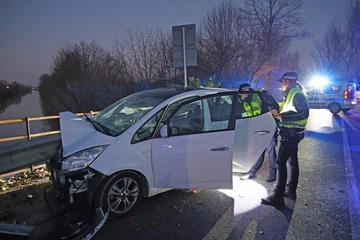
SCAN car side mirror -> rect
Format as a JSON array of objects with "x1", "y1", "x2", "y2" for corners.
[{"x1": 160, "y1": 125, "x2": 168, "y2": 138}]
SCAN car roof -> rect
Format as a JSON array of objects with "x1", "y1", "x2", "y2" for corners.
[
  {"x1": 325, "y1": 82, "x2": 356, "y2": 86},
  {"x1": 133, "y1": 87, "x2": 237, "y2": 100}
]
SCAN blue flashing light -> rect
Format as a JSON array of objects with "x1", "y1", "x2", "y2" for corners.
[{"x1": 310, "y1": 75, "x2": 330, "y2": 88}]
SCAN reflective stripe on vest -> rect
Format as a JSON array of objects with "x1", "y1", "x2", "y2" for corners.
[{"x1": 279, "y1": 88, "x2": 308, "y2": 128}]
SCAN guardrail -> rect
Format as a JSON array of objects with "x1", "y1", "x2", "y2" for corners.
[
  {"x1": 0, "y1": 111, "x2": 99, "y2": 143},
  {"x1": 0, "y1": 111, "x2": 99, "y2": 178}
]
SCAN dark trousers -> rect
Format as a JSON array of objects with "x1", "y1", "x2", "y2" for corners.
[
  {"x1": 250, "y1": 134, "x2": 278, "y2": 175},
  {"x1": 274, "y1": 128, "x2": 304, "y2": 195}
]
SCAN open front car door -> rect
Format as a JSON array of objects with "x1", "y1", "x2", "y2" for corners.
[
  {"x1": 233, "y1": 91, "x2": 277, "y2": 172},
  {"x1": 151, "y1": 90, "x2": 276, "y2": 190}
]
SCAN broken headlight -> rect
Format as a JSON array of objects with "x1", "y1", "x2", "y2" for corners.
[{"x1": 62, "y1": 145, "x2": 108, "y2": 173}]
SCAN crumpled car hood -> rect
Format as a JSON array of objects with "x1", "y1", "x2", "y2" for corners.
[{"x1": 59, "y1": 111, "x2": 116, "y2": 157}]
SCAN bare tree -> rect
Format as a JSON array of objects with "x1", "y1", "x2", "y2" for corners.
[
  {"x1": 197, "y1": 1, "x2": 240, "y2": 82},
  {"x1": 40, "y1": 41, "x2": 128, "y2": 115},
  {"x1": 312, "y1": 20, "x2": 345, "y2": 75},
  {"x1": 197, "y1": 0, "x2": 267, "y2": 87},
  {"x1": 114, "y1": 28, "x2": 173, "y2": 86},
  {"x1": 52, "y1": 41, "x2": 121, "y2": 85},
  {"x1": 311, "y1": 0, "x2": 360, "y2": 80},
  {"x1": 154, "y1": 30, "x2": 174, "y2": 83},
  {"x1": 342, "y1": 0, "x2": 360, "y2": 80},
  {"x1": 197, "y1": 0, "x2": 310, "y2": 87},
  {"x1": 244, "y1": 0, "x2": 311, "y2": 57},
  {"x1": 241, "y1": 0, "x2": 311, "y2": 85}
]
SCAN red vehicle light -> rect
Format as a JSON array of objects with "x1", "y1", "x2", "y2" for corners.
[{"x1": 344, "y1": 90, "x2": 348, "y2": 100}]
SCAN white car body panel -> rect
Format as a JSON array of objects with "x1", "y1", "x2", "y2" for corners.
[
  {"x1": 90, "y1": 131, "x2": 152, "y2": 175},
  {"x1": 152, "y1": 131, "x2": 234, "y2": 189},
  {"x1": 90, "y1": 132, "x2": 171, "y2": 196}
]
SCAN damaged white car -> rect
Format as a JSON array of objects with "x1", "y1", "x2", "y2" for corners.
[{"x1": 45, "y1": 87, "x2": 276, "y2": 222}]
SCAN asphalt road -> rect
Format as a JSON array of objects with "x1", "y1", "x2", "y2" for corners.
[{"x1": 91, "y1": 106, "x2": 360, "y2": 240}]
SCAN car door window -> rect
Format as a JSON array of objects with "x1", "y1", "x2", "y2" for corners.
[
  {"x1": 168, "y1": 94, "x2": 234, "y2": 136},
  {"x1": 132, "y1": 108, "x2": 165, "y2": 143},
  {"x1": 331, "y1": 86, "x2": 341, "y2": 93},
  {"x1": 169, "y1": 100, "x2": 204, "y2": 135}
]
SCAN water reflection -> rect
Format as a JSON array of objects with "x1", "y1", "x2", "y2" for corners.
[
  {"x1": 0, "y1": 93, "x2": 25, "y2": 114},
  {"x1": 0, "y1": 91, "x2": 46, "y2": 139}
]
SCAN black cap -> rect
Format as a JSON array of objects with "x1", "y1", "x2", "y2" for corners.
[
  {"x1": 239, "y1": 83, "x2": 251, "y2": 91},
  {"x1": 278, "y1": 72, "x2": 298, "y2": 82}
]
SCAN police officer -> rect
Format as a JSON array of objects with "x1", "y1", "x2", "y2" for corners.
[
  {"x1": 238, "y1": 83, "x2": 262, "y2": 116},
  {"x1": 238, "y1": 83, "x2": 279, "y2": 182},
  {"x1": 261, "y1": 72, "x2": 309, "y2": 209}
]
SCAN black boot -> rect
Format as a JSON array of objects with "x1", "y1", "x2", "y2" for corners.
[
  {"x1": 284, "y1": 187, "x2": 297, "y2": 201},
  {"x1": 266, "y1": 173, "x2": 276, "y2": 182},
  {"x1": 261, "y1": 193, "x2": 285, "y2": 210},
  {"x1": 240, "y1": 171, "x2": 256, "y2": 180}
]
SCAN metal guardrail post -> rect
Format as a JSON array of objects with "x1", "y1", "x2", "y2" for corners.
[{"x1": 26, "y1": 116, "x2": 31, "y2": 140}]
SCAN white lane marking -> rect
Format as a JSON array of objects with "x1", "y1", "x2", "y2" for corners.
[
  {"x1": 341, "y1": 119, "x2": 360, "y2": 240},
  {"x1": 340, "y1": 112, "x2": 358, "y2": 132}
]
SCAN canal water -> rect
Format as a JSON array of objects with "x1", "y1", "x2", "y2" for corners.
[{"x1": 0, "y1": 91, "x2": 45, "y2": 139}]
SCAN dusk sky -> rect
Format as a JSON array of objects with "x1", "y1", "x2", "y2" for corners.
[{"x1": 0, "y1": 0, "x2": 348, "y2": 87}]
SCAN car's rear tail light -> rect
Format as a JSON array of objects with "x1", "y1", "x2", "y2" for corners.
[{"x1": 344, "y1": 87, "x2": 356, "y2": 100}]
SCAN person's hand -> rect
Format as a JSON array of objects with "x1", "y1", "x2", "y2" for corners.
[
  {"x1": 270, "y1": 109, "x2": 282, "y2": 120},
  {"x1": 270, "y1": 109, "x2": 278, "y2": 115},
  {"x1": 273, "y1": 113, "x2": 282, "y2": 121}
]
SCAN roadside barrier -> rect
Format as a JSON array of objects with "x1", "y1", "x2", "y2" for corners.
[
  {"x1": 0, "y1": 111, "x2": 99, "y2": 143},
  {"x1": 0, "y1": 111, "x2": 99, "y2": 177}
]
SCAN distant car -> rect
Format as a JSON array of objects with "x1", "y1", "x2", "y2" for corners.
[
  {"x1": 45, "y1": 87, "x2": 276, "y2": 219},
  {"x1": 306, "y1": 82, "x2": 357, "y2": 113}
]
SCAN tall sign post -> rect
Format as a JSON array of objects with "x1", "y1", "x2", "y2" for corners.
[{"x1": 172, "y1": 24, "x2": 197, "y2": 87}]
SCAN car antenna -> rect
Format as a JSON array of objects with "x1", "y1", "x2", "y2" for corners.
[{"x1": 65, "y1": 82, "x2": 101, "y2": 131}]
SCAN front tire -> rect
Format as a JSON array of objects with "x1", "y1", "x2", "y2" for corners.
[{"x1": 94, "y1": 171, "x2": 143, "y2": 219}]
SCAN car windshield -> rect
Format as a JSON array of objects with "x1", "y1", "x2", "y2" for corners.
[{"x1": 91, "y1": 91, "x2": 168, "y2": 136}]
